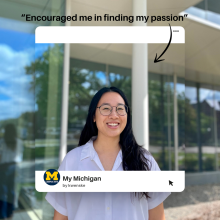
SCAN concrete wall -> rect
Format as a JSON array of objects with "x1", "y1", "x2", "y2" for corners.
[{"x1": 186, "y1": 171, "x2": 220, "y2": 185}]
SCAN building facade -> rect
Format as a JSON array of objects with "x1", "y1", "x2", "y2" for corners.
[{"x1": 0, "y1": 0, "x2": 220, "y2": 219}]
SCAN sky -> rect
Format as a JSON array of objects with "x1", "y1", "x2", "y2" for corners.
[{"x1": 0, "y1": 24, "x2": 49, "y2": 121}]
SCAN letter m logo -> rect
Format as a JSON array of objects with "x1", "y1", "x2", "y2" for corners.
[{"x1": 46, "y1": 171, "x2": 58, "y2": 180}]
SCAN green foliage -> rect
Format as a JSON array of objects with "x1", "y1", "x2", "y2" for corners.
[
  {"x1": 203, "y1": 156, "x2": 215, "y2": 171},
  {"x1": 109, "y1": 74, "x2": 131, "y2": 107},
  {"x1": 185, "y1": 154, "x2": 198, "y2": 172},
  {"x1": 68, "y1": 68, "x2": 104, "y2": 125},
  {"x1": 25, "y1": 44, "x2": 64, "y2": 138},
  {"x1": 26, "y1": 44, "x2": 63, "y2": 117}
]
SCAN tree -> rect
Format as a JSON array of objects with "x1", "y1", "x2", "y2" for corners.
[{"x1": 25, "y1": 44, "x2": 64, "y2": 138}]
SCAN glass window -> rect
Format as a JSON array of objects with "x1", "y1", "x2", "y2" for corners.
[
  {"x1": 148, "y1": 73, "x2": 174, "y2": 170},
  {"x1": 207, "y1": 0, "x2": 220, "y2": 15},
  {"x1": 200, "y1": 84, "x2": 217, "y2": 171},
  {"x1": 67, "y1": 58, "x2": 107, "y2": 153},
  {"x1": 185, "y1": 0, "x2": 220, "y2": 25},
  {"x1": 185, "y1": 81, "x2": 199, "y2": 172},
  {"x1": 0, "y1": 1, "x2": 65, "y2": 219},
  {"x1": 177, "y1": 77, "x2": 185, "y2": 171},
  {"x1": 214, "y1": 89, "x2": 220, "y2": 170},
  {"x1": 108, "y1": 65, "x2": 131, "y2": 107}
]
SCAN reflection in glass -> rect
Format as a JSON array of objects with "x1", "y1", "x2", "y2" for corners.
[
  {"x1": 32, "y1": 44, "x2": 64, "y2": 219},
  {"x1": 148, "y1": 73, "x2": 174, "y2": 171},
  {"x1": 200, "y1": 85, "x2": 217, "y2": 171},
  {"x1": 0, "y1": 124, "x2": 23, "y2": 219},
  {"x1": 184, "y1": 0, "x2": 220, "y2": 25},
  {"x1": 185, "y1": 81, "x2": 199, "y2": 172},
  {"x1": 214, "y1": 90, "x2": 220, "y2": 170},
  {"x1": 177, "y1": 77, "x2": 185, "y2": 171},
  {"x1": 108, "y1": 65, "x2": 131, "y2": 107},
  {"x1": 67, "y1": 58, "x2": 107, "y2": 152},
  {"x1": 0, "y1": 0, "x2": 65, "y2": 219},
  {"x1": 0, "y1": 22, "x2": 35, "y2": 219},
  {"x1": 185, "y1": 81, "x2": 220, "y2": 172}
]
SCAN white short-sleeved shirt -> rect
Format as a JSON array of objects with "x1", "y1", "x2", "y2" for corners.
[{"x1": 45, "y1": 137, "x2": 171, "y2": 220}]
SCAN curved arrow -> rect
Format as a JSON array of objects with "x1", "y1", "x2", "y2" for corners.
[{"x1": 154, "y1": 24, "x2": 172, "y2": 63}]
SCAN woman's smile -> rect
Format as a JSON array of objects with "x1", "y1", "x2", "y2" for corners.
[{"x1": 106, "y1": 122, "x2": 120, "y2": 129}]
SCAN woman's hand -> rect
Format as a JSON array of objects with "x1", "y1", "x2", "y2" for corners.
[
  {"x1": 53, "y1": 210, "x2": 68, "y2": 220},
  {"x1": 149, "y1": 202, "x2": 166, "y2": 220}
]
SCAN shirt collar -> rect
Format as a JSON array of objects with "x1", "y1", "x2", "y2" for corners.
[
  {"x1": 80, "y1": 136, "x2": 123, "y2": 163},
  {"x1": 80, "y1": 136, "x2": 97, "y2": 161}
]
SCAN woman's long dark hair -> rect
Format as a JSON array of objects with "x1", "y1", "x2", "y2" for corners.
[{"x1": 78, "y1": 87, "x2": 152, "y2": 199}]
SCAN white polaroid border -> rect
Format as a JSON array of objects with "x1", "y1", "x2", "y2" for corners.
[{"x1": 35, "y1": 26, "x2": 185, "y2": 192}]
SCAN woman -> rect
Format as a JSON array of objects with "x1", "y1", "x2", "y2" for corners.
[{"x1": 46, "y1": 87, "x2": 170, "y2": 220}]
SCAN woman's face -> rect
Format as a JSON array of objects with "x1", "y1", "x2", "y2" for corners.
[{"x1": 94, "y1": 92, "x2": 127, "y2": 139}]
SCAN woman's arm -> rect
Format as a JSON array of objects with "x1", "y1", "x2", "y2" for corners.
[
  {"x1": 149, "y1": 202, "x2": 166, "y2": 220},
  {"x1": 53, "y1": 210, "x2": 68, "y2": 220}
]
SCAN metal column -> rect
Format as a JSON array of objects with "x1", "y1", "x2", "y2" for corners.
[
  {"x1": 174, "y1": 73, "x2": 179, "y2": 170},
  {"x1": 59, "y1": 0, "x2": 71, "y2": 164}
]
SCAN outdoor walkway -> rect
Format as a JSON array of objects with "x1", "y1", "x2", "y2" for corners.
[
  {"x1": 165, "y1": 200, "x2": 220, "y2": 220},
  {"x1": 164, "y1": 184, "x2": 220, "y2": 220}
]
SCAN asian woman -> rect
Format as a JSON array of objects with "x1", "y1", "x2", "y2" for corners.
[{"x1": 46, "y1": 86, "x2": 170, "y2": 220}]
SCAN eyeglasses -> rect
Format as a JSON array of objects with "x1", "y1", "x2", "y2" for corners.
[{"x1": 97, "y1": 104, "x2": 128, "y2": 116}]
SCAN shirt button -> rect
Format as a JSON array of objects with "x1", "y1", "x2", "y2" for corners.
[{"x1": 107, "y1": 207, "x2": 110, "y2": 210}]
